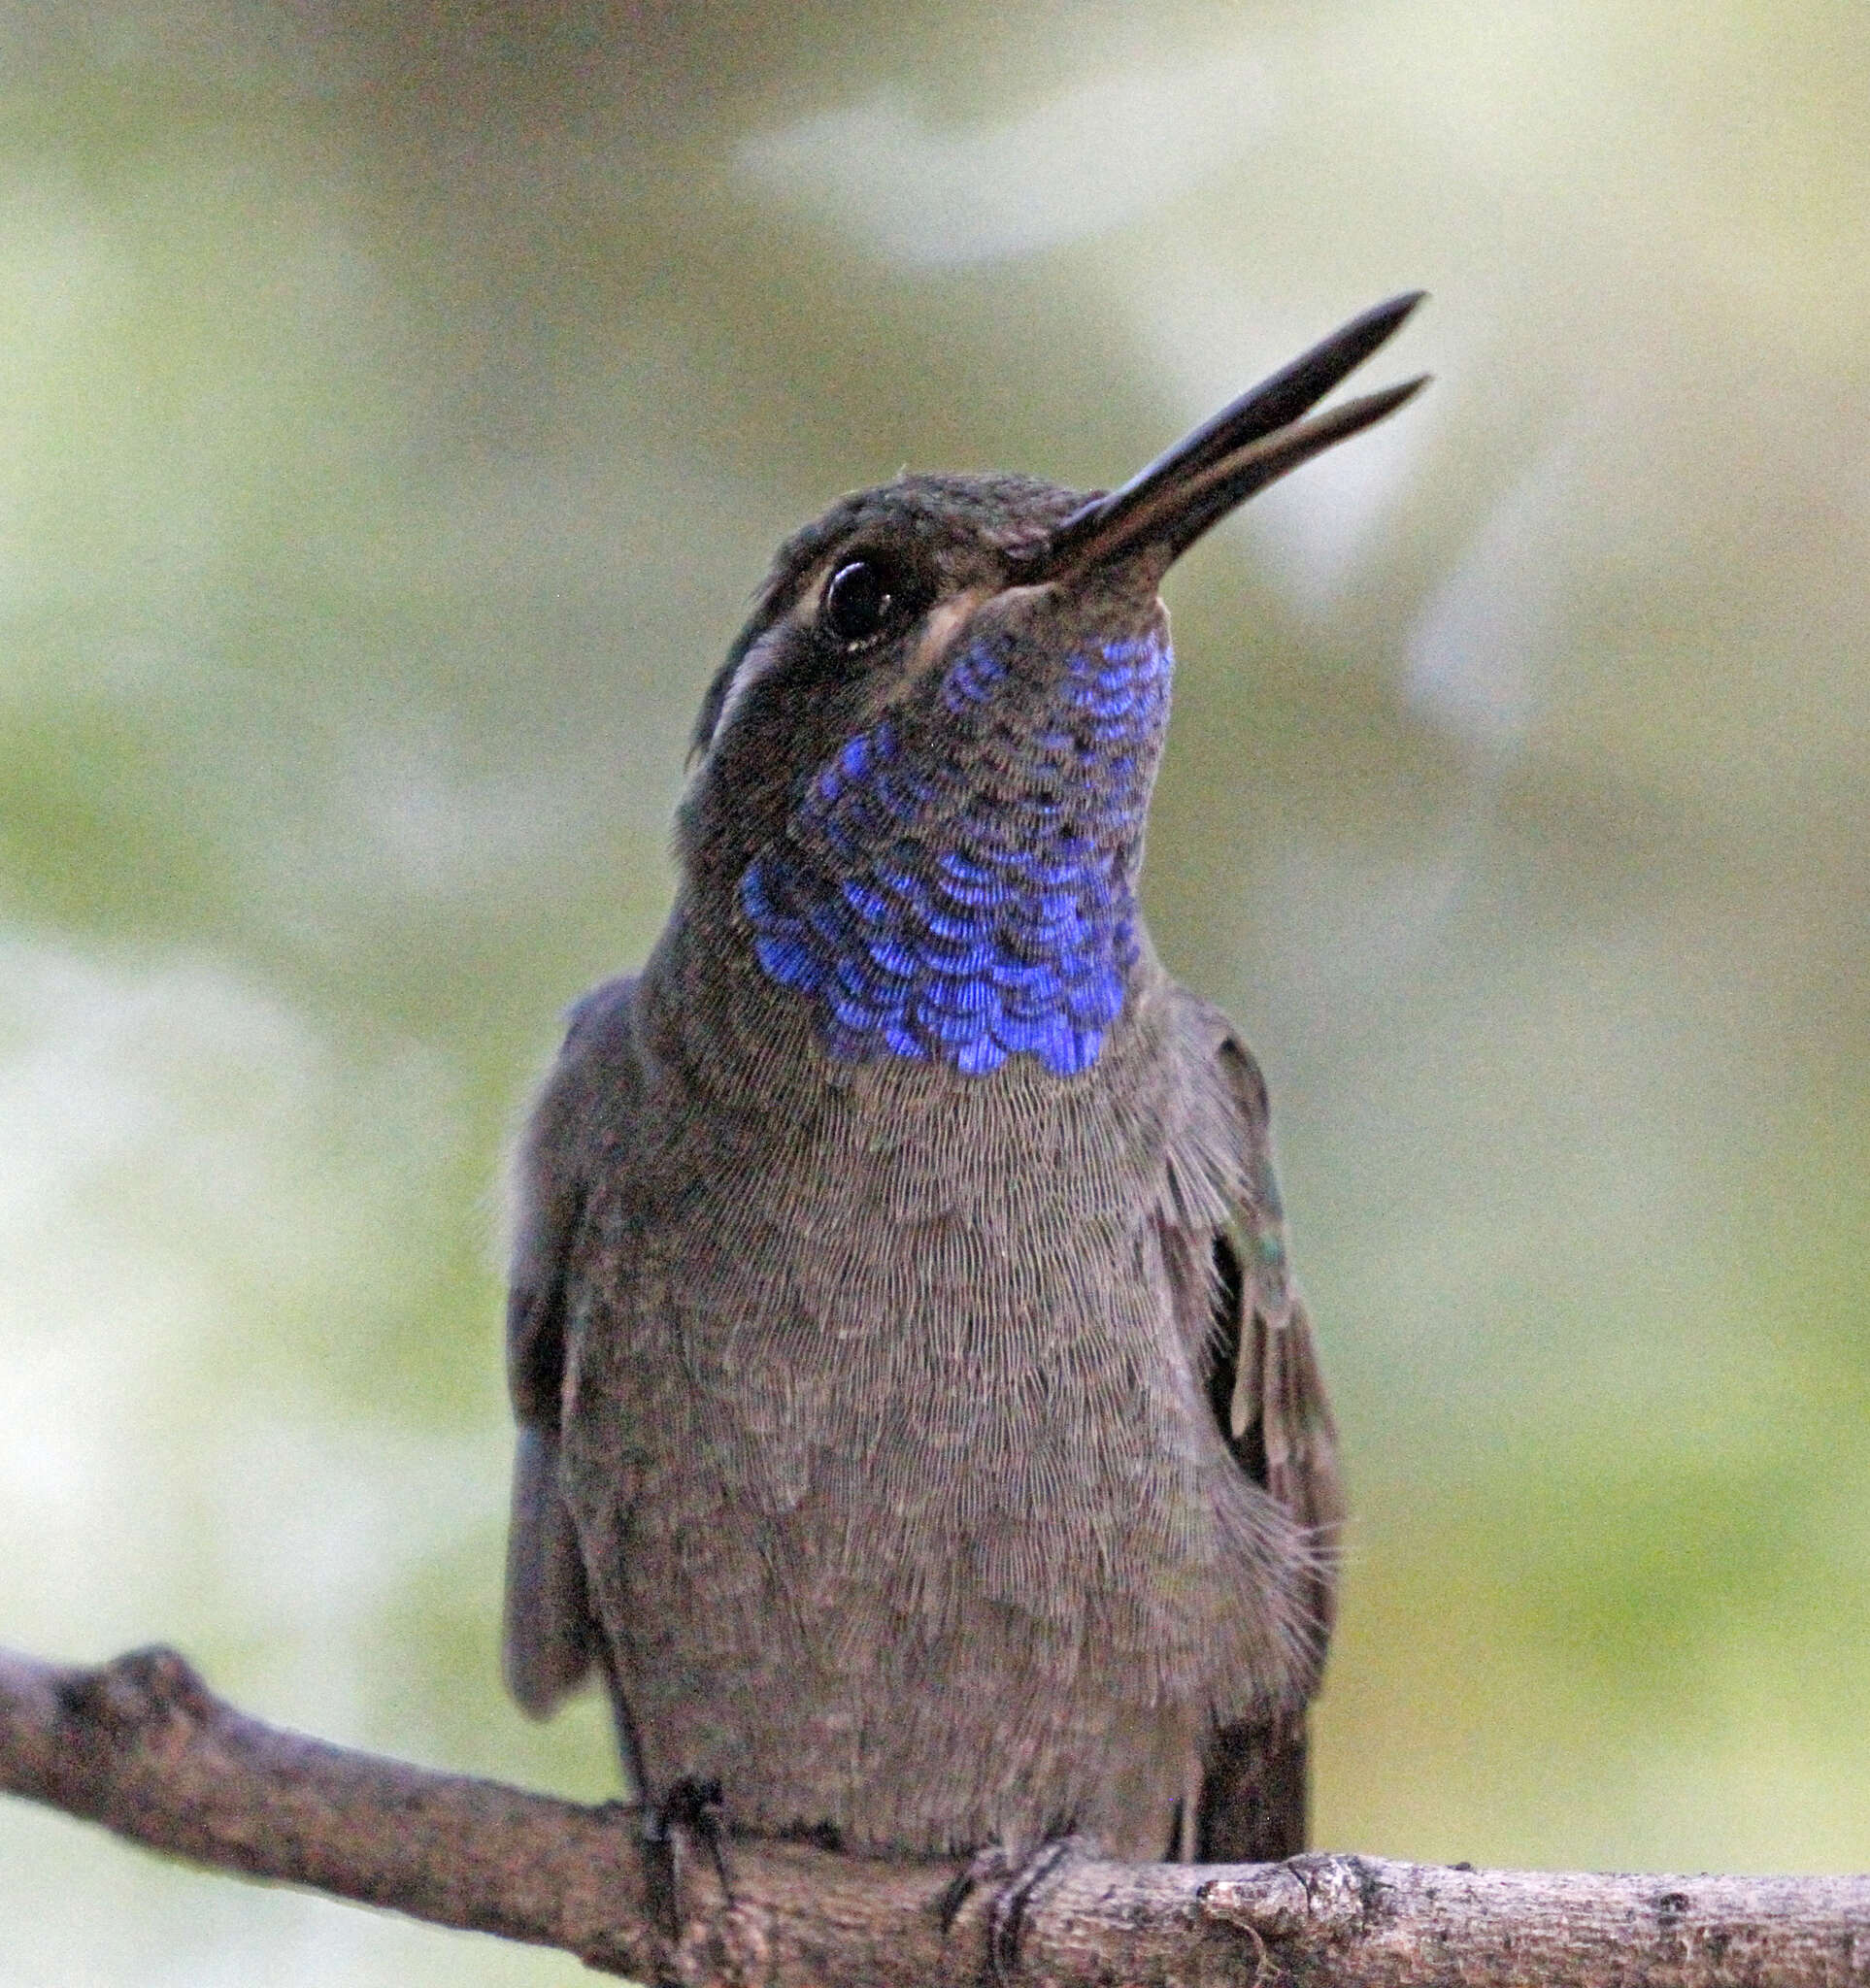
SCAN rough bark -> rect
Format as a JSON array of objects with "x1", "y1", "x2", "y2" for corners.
[{"x1": 3, "y1": 1642, "x2": 1867, "y2": 1986}]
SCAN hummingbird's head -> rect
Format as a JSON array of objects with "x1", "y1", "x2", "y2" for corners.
[{"x1": 679, "y1": 295, "x2": 1426, "y2": 1078}]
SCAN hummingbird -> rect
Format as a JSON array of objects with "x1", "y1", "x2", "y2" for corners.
[{"x1": 502, "y1": 296, "x2": 1425, "y2": 1872}]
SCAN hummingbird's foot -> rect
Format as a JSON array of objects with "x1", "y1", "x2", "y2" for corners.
[
  {"x1": 642, "y1": 1775, "x2": 730, "y2": 1943},
  {"x1": 936, "y1": 1836, "x2": 1085, "y2": 1985}
]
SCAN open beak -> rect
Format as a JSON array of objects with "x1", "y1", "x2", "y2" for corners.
[{"x1": 1015, "y1": 292, "x2": 1428, "y2": 584}]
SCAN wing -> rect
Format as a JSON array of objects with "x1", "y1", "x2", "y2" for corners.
[
  {"x1": 1168, "y1": 996, "x2": 1342, "y2": 1862},
  {"x1": 501, "y1": 975, "x2": 639, "y2": 1719}
]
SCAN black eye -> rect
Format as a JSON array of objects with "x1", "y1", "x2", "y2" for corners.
[{"x1": 821, "y1": 557, "x2": 900, "y2": 646}]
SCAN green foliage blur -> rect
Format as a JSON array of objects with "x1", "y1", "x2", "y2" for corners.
[{"x1": 3, "y1": 5, "x2": 1868, "y2": 1980}]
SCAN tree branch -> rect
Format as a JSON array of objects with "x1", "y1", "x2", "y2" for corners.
[{"x1": 3, "y1": 1643, "x2": 1865, "y2": 1985}]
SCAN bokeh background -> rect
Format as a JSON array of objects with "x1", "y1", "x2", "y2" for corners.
[{"x1": 3, "y1": 3, "x2": 1868, "y2": 1981}]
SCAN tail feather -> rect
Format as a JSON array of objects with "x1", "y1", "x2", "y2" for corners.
[{"x1": 502, "y1": 1425, "x2": 596, "y2": 1717}]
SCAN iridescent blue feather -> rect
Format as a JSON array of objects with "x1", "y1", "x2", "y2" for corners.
[{"x1": 741, "y1": 629, "x2": 1170, "y2": 1077}]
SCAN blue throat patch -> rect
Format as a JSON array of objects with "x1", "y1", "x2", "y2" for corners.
[{"x1": 739, "y1": 627, "x2": 1171, "y2": 1077}]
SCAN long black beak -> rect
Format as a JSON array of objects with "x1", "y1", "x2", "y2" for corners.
[{"x1": 1016, "y1": 293, "x2": 1428, "y2": 583}]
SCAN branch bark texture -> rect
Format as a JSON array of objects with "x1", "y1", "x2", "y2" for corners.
[{"x1": 3, "y1": 1642, "x2": 1866, "y2": 1986}]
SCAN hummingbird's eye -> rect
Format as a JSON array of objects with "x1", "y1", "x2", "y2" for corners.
[{"x1": 820, "y1": 557, "x2": 902, "y2": 646}]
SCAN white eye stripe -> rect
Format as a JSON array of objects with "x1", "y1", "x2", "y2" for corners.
[
  {"x1": 694, "y1": 563, "x2": 982, "y2": 791},
  {"x1": 705, "y1": 629, "x2": 783, "y2": 760},
  {"x1": 702, "y1": 563, "x2": 834, "y2": 760}
]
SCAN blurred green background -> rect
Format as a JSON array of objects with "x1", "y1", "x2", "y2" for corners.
[{"x1": 3, "y1": 2, "x2": 1868, "y2": 1980}]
